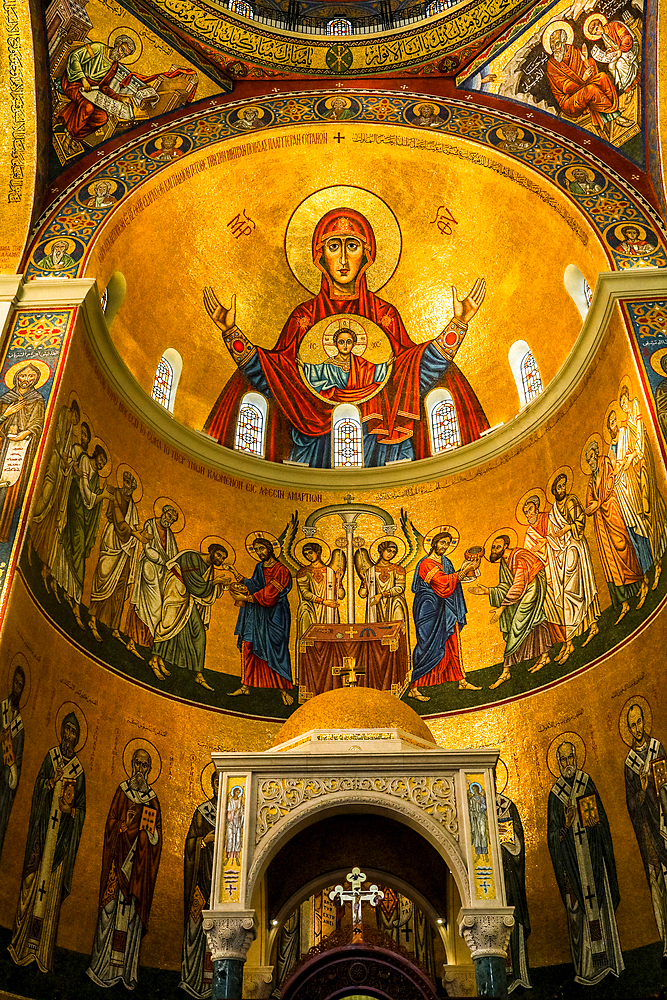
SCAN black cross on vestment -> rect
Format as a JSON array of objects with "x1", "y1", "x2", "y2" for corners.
[
  {"x1": 51, "y1": 811, "x2": 60, "y2": 830},
  {"x1": 574, "y1": 826, "x2": 586, "y2": 846},
  {"x1": 119, "y1": 897, "x2": 129, "y2": 917},
  {"x1": 69, "y1": 760, "x2": 81, "y2": 776},
  {"x1": 584, "y1": 885, "x2": 596, "y2": 910},
  {"x1": 38, "y1": 881, "x2": 47, "y2": 901},
  {"x1": 2, "y1": 704, "x2": 9, "y2": 726},
  {"x1": 573, "y1": 774, "x2": 587, "y2": 794}
]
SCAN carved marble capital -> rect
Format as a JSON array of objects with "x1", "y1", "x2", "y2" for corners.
[
  {"x1": 202, "y1": 911, "x2": 256, "y2": 963},
  {"x1": 243, "y1": 966, "x2": 274, "y2": 997},
  {"x1": 458, "y1": 907, "x2": 514, "y2": 960}
]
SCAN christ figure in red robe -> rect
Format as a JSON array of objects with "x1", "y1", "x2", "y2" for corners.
[{"x1": 203, "y1": 207, "x2": 489, "y2": 467}]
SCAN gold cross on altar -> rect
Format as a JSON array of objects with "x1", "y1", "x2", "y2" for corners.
[{"x1": 345, "y1": 626, "x2": 357, "y2": 639}]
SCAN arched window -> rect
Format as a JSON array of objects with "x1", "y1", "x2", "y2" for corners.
[
  {"x1": 151, "y1": 348, "x2": 182, "y2": 412},
  {"x1": 508, "y1": 340, "x2": 543, "y2": 407},
  {"x1": 235, "y1": 392, "x2": 268, "y2": 458},
  {"x1": 564, "y1": 264, "x2": 593, "y2": 320},
  {"x1": 103, "y1": 270, "x2": 126, "y2": 327},
  {"x1": 229, "y1": 0, "x2": 253, "y2": 15},
  {"x1": 332, "y1": 404, "x2": 363, "y2": 468},
  {"x1": 426, "y1": 388, "x2": 461, "y2": 454},
  {"x1": 426, "y1": 0, "x2": 447, "y2": 14},
  {"x1": 327, "y1": 17, "x2": 352, "y2": 34}
]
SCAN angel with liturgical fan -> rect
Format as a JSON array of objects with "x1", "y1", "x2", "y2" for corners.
[{"x1": 277, "y1": 514, "x2": 347, "y2": 693}]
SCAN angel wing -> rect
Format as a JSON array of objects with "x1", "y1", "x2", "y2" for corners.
[
  {"x1": 399, "y1": 507, "x2": 426, "y2": 572},
  {"x1": 353, "y1": 546, "x2": 373, "y2": 581},
  {"x1": 277, "y1": 511, "x2": 300, "y2": 576}
]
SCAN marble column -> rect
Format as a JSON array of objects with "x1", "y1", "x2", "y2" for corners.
[
  {"x1": 458, "y1": 907, "x2": 514, "y2": 999},
  {"x1": 203, "y1": 913, "x2": 256, "y2": 999}
]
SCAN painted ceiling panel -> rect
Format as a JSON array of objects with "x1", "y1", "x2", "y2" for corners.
[
  {"x1": 46, "y1": 0, "x2": 228, "y2": 177},
  {"x1": 458, "y1": 0, "x2": 646, "y2": 168}
]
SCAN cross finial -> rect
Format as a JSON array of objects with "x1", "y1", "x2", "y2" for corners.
[
  {"x1": 347, "y1": 867, "x2": 366, "y2": 889},
  {"x1": 344, "y1": 494, "x2": 354, "y2": 504}
]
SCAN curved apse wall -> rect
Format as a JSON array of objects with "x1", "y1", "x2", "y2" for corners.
[{"x1": 5, "y1": 93, "x2": 667, "y2": 997}]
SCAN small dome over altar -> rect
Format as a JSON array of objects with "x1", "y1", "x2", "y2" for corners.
[{"x1": 270, "y1": 688, "x2": 437, "y2": 753}]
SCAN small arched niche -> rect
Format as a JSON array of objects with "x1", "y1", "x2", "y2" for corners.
[{"x1": 564, "y1": 263, "x2": 594, "y2": 320}]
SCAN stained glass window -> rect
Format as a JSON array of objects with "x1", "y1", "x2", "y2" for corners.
[
  {"x1": 333, "y1": 405, "x2": 363, "y2": 468},
  {"x1": 584, "y1": 279, "x2": 593, "y2": 307},
  {"x1": 230, "y1": 0, "x2": 253, "y2": 16},
  {"x1": 100, "y1": 286, "x2": 108, "y2": 313},
  {"x1": 327, "y1": 17, "x2": 352, "y2": 34},
  {"x1": 520, "y1": 350, "x2": 543, "y2": 403},
  {"x1": 430, "y1": 396, "x2": 461, "y2": 453},
  {"x1": 151, "y1": 356, "x2": 173, "y2": 408},
  {"x1": 426, "y1": 0, "x2": 447, "y2": 14},
  {"x1": 235, "y1": 395, "x2": 266, "y2": 457}
]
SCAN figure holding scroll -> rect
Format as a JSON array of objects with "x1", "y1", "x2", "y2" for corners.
[{"x1": 0, "y1": 363, "x2": 45, "y2": 543}]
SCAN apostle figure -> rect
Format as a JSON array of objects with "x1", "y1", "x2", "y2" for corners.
[
  {"x1": 125, "y1": 503, "x2": 180, "y2": 657},
  {"x1": 623, "y1": 702, "x2": 667, "y2": 964},
  {"x1": 607, "y1": 406, "x2": 651, "y2": 607},
  {"x1": 36, "y1": 240, "x2": 76, "y2": 271},
  {"x1": 584, "y1": 438, "x2": 644, "y2": 624},
  {"x1": 496, "y1": 781, "x2": 532, "y2": 993},
  {"x1": 227, "y1": 537, "x2": 294, "y2": 705},
  {"x1": 294, "y1": 540, "x2": 344, "y2": 695},
  {"x1": 520, "y1": 494, "x2": 568, "y2": 656},
  {"x1": 149, "y1": 542, "x2": 228, "y2": 689},
  {"x1": 88, "y1": 470, "x2": 143, "y2": 643},
  {"x1": 0, "y1": 662, "x2": 25, "y2": 857},
  {"x1": 0, "y1": 362, "x2": 46, "y2": 542},
  {"x1": 470, "y1": 535, "x2": 553, "y2": 689},
  {"x1": 618, "y1": 384, "x2": 667, "y2": 590},
  {"x1": 545, "y1": 27, "x2": 618, "y2": 138},
  {"x1": 87, "y1": 748, "x2": 162, "y2": 989},
  {"x1": 51, "y1": 440, "x2": 108, "y2": 628},
  {"x1": 410, "y1": 531, "x2": 481, "y2": 701},
  {"x1": 180, "y1": 770, "x2": 219, "y2": 997},
  {"x1": 9, "y1": 711, "x2": 86, "y2": 972},
  {"x1": 29, "y1": 398, "x2": 80, "y2": 587},
  {"x1": 546, "y1": 473, "x2": 600, "y2": 662},
  {"x1": 547, "y1": 739, "x2": 623, "y2": 986},
  {"x1": 203, "y1": 206, "x2": 489, "y2": 467}
]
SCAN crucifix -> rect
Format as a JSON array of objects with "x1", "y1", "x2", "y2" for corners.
[{"x1": 330, "y1": 867, "x2": 384, "y2": 942}]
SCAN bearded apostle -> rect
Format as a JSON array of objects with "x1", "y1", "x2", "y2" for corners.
[
  {"x1": 623, "y1": 703, "x2": 667, "y2": 963},
  {"x1": 0, "y1": 662, "x2": 25, "y2": 857},
  {"x1": 546, "y1": 474, "x2": 600, "y2": 662},
  {"x1": 180, "y1": 771, "x2": 219, "y2": 997},
  {"x1": 125, "y1": 503, "x2": 180, "y2": 657},
  {"x1": 29, "y1": 397, "x2": 80, "y2": 580},
  {"x1": 88, "y1": 471, "x2": 143, "y2": 643},
  {"x1": 545, "y1": 29, "x2": 617, "y2": 136},
  {"x1": 584, "y1": 439, "x2": 643, "y2": 624},
  {"x1": 9, "y1": 711, "x2": 86, "y2": 972},
  {"x1": 410, "y1": 532, "x2": 481, "y2": 701},
  {"x1": 228, "y1": 537, "x2": 294, "y2": 705},
  {"x1": 0, "y1": 362, "x2": 46, "y2": 542},
  {"x1": 203, "y1": 207, "x2": 489, "y2": 467},
  {"x1": 547, "y1": 740, "x2": 623, "y2": 985},
  {"x1": 51, "y1": 441, "x2": 108, "y2": 628},
  {"x1": 470, "y1": 535, "x2": 553, "y2": 688},
  {"x1": 149, "y1": 543, "x2": 228, "y2": 690},
  {"x1": 87, "y1": 748, "x2": 162, "y2": 989}
]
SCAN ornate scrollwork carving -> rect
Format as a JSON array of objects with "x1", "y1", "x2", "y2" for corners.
[
  {"x1": 255, "y1": 775, "x2": 457, "y2": 844},
  {"x1": 202, "y1": 915, "x2": 256, "y2": 962},
  {"x1": 243, "y1": 965, "x2": 274, "y2": 997}
]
